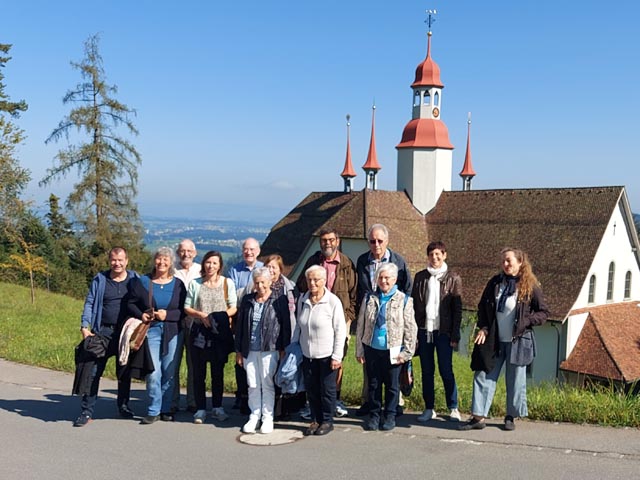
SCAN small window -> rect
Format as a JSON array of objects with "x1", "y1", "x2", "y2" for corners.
[
  {"x1": 423, "y1": 91, "x2": 431, "y2": 105},
  {"x1": 434, "y1": 91, "x2": 440, "y2": 106},
  {"x1": 607, "y1": 262, "x2": 615, "y2": 301},
  {"x1": 413, "y1": 91, "x2": 421, "y2": 107},
  {"x1": 624, "y1": 271, "x2": 632, "y2": 299},
  {"x1": 588, "y1": 274, "x2": 596, "y2": 304}
]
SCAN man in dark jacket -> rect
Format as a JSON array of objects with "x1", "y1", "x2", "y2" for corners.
[
  {"x1": 73, "y1": 247, "x2": 138, "y2": 427},
  {"x1": 354, "y1": 223, "x2": 412, "y2": 416},
  {"x1": 297, "y1": 228, "x2": 357, "y2": 417}
]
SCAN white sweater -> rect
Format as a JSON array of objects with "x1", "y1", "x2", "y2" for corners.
[{"x1": 293, "y1": 289, "x2": 346, "y2": 361}]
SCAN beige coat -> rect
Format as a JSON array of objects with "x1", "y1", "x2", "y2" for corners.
[{"x1": 356, "y1": 290, "x2": 417, "y2": 363}]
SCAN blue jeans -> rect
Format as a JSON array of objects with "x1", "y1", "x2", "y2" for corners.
[
  {"x1": 418, "y1": 329, "x2": 458, "y2": 409},
  {"x1": 364, "y1": 345, "x2": 401, "y2": 419},
  {"x1": 471, "y1": 341, "x2": 528, "y2": 418},
  {"x1": 146, "y1": 323, "x2": 179, "y2": 416}
]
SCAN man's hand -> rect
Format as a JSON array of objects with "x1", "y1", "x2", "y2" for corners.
[{"x1": 80, "y1": 327, "x2": 94, "y2": 339}]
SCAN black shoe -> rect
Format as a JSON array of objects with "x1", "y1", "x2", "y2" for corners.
[
  {"x1": 119, "y1": 404, "x2": 135, "y2": 418},
  {"x1": 381, "y1": 415, "x2": 396, "y2": 431},
  {"x1": 160, "y1": 413, "x2": 174, "y2": 422},
  {"x1": 459, "y1": 417, "x2": 486, "y2": 431},
  {"x1": 141, "y1": 415, "x2": 159, "y2": 425},
  {"x1": 73, "y1": 413, "x2": 92, "y2": 427},
  {"x1": 304, "y1": 422, "x2": 320, "y2": 436},
  {"x1": 504, "y1": 415, "x2": 515, "y2": 431},
  {"x1": 355, "y1": 403, "x2": 370, "y2": 417},
  {"x1": 315, "y1": 422, "x2": 334, "y2": 436},
  {"x1": 364, "y1": 415, "x2": 379, "y2": 431}
]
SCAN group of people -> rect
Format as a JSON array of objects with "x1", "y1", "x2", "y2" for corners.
[{"x1": 73, "y1": 224, "x2": 549, "y2": 435}]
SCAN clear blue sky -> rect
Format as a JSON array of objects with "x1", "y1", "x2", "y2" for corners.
[{"x1": 4, "y1": 0, "x2": 640, "y2": 222}]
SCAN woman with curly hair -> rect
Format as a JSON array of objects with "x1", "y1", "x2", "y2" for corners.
[{"x1": 460, "y1": 247, "x2": 549, "y2": 432}]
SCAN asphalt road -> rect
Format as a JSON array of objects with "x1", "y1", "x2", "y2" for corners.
[{"x1": 1, "y1": 359, "x2": 638, "y2": 480}]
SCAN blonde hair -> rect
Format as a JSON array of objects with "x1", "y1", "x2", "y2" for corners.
[{"x1": 501, "y1": 247, "x2": 540, "y2": 302}]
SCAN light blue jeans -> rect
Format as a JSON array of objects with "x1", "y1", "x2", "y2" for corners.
[
  {"x1": 471, "y1": 341, "x2": 528, "y2": 418},
  {"x1": 146, "y1": 323, "x2": 179, "y2": 416}
]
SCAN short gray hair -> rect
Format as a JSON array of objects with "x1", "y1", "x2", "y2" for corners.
[
  {"x1": 152, "y1": 246, "x2": 176, "y2": 276},
  {"x1": 375, "y1": 262, "x2": 398, "y2": 284},
  {"x1": 252, "y1": 266, "x2": 271, "y2": 281},
  {"x1": 368, "y1": 223, "x2": 389, "y2": 240},
  {"x1": 305, "y1": 264, "x2": 327, "y2": 280}
]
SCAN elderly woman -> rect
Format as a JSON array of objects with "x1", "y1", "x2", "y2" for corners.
[
  {"x1": 293, "y1": 265, "x2": 346, "y2": 436},
  {"x1": 184, "y1": 251, "x2": 237, "y2": 424},
  {"x1": 460, "y1": 247, "x2": 549, "y2": 431},
  {"x1": 356, "y1": 262, "x2": 417, "y2": 432},
  {"x1": 127, "y1": 246, "x2": 186, "y2": 425},
  {"x1": 235, "y1": 267, "x2": 289, "y2": 434},
  {"x1": 411, "y1": 241, "x2": 463, "y2": 423}
]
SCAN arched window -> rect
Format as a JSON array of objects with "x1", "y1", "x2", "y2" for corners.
[
  {"x1": 413, "y1": 91, "x2": 421, "y2": 107},
  {"x1": 434, "y1": 91, "x2": 440, "y2": 106},
  {"x1": 607, "y1": 262, "x2": 615, "y2": 301},
  {"x1": 423, "y1": 91, "x2": 431, "y2": 105},
  {"x1": 625, "y1": 271, "x2": 632, "y2": 299},
  {"x1": 588, "y1": 275, "x2": 596, "y2": 304}
]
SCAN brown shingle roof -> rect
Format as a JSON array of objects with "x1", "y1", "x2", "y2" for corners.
[
  {"x1": 260, "y1": 190, "x2": 427, "y2": 276},
  {"x1": 425, "y1": 186, "x2": 624, "y2": 319},
  {"x1": 560, "y1": 302, "x2": 640, "y2": 382}
]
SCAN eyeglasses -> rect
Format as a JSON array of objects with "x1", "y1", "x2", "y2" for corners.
[
  {"x1": 369, "y1": 239, "x2": 385, "y2": 245},
  {"x1": 320, "y1": 237, "x2": 337, "y2": 244}
]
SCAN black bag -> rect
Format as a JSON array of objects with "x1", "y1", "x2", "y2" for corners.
[
  {"x1": 510, "y1": 329, "x2": 536, "y2": 366},
  {"x1": 399, "y1": 359, "x2": 414, "y2": 396}
]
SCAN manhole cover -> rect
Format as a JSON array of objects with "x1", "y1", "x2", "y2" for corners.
[{"x1": 238, "y1": 429, "x2": 305, "y2": 446}]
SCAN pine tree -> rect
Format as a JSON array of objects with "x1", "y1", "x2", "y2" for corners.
[
  {"x1": 0, "y1": 43, "x2": 29, "y2": 237},
  {"x1": 40, "y1": 34, "x2": 144, "y2": 268}
]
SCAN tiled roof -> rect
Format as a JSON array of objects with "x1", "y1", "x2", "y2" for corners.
[
  {"x1": 260, "y1": 190, "x2": 427, "y2": 276},
  {"x1": 560, "y1": 302, "x2": 640, "y2": 382},
  {"x1": 425, "y1": 187, "x2": 624, "y2": 320}
]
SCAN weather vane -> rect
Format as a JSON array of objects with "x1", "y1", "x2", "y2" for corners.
[{"x1": 425, "y1": 9, "x2": 437, "y2": 33}]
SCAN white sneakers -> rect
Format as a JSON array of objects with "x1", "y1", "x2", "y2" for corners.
[
  {"x1": 259, "y1": 417, "x2": 274, "y2": 434},
  {"x1": 193, "y1": 410, "x2": 207, "y2": 424},
  {"x1": 335, "y1": 400, "x2": 348, "y2": 418},
  {"x1": 243, "y1": 416, "x2": 274, "y2": 434},
  {"x1": 417, "y1": 408, "x2": 437, "y2": 422},
  {"x1": 243, "y1": 416, "x2": 259, "y2": 433},
  {"x1": 211, "y1": 407, "x2": 228, "y2": 421},
  {"x1": 449, "y1": 408, "x2": 461, "y2": 422}
]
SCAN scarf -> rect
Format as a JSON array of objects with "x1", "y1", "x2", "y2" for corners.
[
  {"x1": 424, "y1": 263, "x2": 448, "y2": 342},
  {"x1": 497, "y1": 274, "x2": 519, "y2": 313},
  {"x1": 376, "y1": 285, "x2": 398, "y2": 329}
]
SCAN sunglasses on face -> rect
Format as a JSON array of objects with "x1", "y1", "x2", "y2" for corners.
[{"x1": 369, "y1": 239, "x2": 385, "y2": 245}]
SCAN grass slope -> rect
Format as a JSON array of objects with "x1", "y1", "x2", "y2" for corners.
[{"x1": 0, "y1": 282, "x2": 638, "y2": 426}]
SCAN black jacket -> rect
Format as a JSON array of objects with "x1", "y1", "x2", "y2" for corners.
[
  {"x1": 471, "y1": 274, "x2": 549, "y2": 373},
  {"x1": 411, "y1": 269, "x2": 463, "y2": 342},
  {"x1": 235, "y1": 294, "x2": 289, "y2": 358}
]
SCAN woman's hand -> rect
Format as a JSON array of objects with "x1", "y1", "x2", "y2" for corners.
[
  {"x1": 202, "y1": 314, "x2": 211, "y2": 329},
  {"x1": 236, "y1": 352, "x2": 243, "y2": 367},
  {"x1": 330, "y1": 359, "x2": 342, "y2": 370},
  {"x1": 154, "y1": 309, "x2": 167, "y2": 322},
  {"x1": 357, "y1": 356, "x2": 365, "y2": 365},
  {"x1": 141, "y1": 310, "x2": 154, "y2": 323},
  {"x1": 474, "y1": 327, "x2": 488, "y2": 345},
  {"x1": 395, "y1": 356, "x2": 405, "y2": 365}
]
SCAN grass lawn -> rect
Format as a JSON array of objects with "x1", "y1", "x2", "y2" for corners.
[{"x1": 1, "y1": 282, "x2": 638, "y2": 426}]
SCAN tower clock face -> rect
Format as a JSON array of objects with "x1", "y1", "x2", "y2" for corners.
[{"x1": 432, "y1": 107, "x2": 440, "y2": 118}]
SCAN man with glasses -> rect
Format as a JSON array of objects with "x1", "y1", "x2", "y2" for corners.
[
  {"x1": 297, "y1": 228, "x2": 357, "y2": 418},
  {"x1": 354, "y1": 224, "x2": 412, "y2": 416}
]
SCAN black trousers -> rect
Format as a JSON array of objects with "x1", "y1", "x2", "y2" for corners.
[
  {"x1": 301, "y1": 356, "x2": 337, "y2": 425},
  {"x1": 81, "y1": 325, "x2": 131, "y2": 416},
  {"x1": 364, "y1": 345, "x2": 401, "y2": 419},
  {"x1": 190, "y1": 346, "x2": 226, "y2": 410}
]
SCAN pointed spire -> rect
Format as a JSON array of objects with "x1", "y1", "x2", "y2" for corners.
[
  {"x1": 341, "y1": 114, "x2": 356, "y2": 192},
  {"x1": 459, "y1": 112, "x2": 476, "y2": 191},
  {"x1": 363, "y1": 104, "x2": 381, "y2": 190}
]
